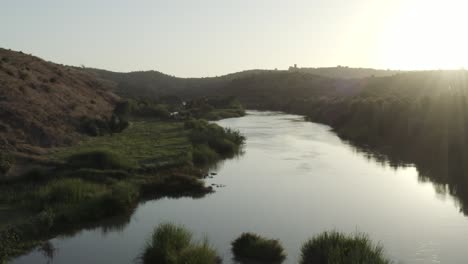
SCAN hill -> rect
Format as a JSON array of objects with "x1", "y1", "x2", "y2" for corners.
[
  {"x1": 87, "y1": 68, "x2": 271, "y2": 100},
  {"x1": 290, "y1": 66, "x2": 402, "y2": 79},
  {"x1": 87, "y1": 67, "x2": 398, "y2": 104},
  {"x1": 0, "y1": 48, "x2": 119, "y2": 155}
]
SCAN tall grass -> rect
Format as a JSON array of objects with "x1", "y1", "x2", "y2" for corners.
[
  {"x1": 300, "y1": 231, "x2": 391, "y2": 264},
  {"x1": 231, "y1": 232, "x2": 286, "y2": 263},
  {"x1": 192, "y1": 144, "x2": 219, "y2": 165},
  {"x1": 34, "y1": 178, "x2": 105, "y2": 208},
  {"x1": 142, "y1": 223, "x2": 219, "y2": 264},
  {"x1": 185, "y1": 119, "x2": 244, "y2": 164}
]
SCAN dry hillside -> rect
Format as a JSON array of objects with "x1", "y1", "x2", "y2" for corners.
[{"x1": 0, "y1": 48, "x2": 119, "y2": 155}]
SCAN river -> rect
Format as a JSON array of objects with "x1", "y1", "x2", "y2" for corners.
[{"x1": 12, "y1": 111, "x2": 468, "y2": 264}]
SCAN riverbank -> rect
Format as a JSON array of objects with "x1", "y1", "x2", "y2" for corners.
[{"x1": 0, "y1": 116, "x2": 244, "y2": 261}]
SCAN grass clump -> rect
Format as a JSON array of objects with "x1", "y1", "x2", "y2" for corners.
[
  {"x1": 232, "y1": 233, "x2": 286, "y2": 263},
  {"x1": 142, "y1": 223, "x2": 219, "y2": 264},
  {"x1": 185, "y1": 119, "x2": 244, "y2": 165},
  {"x1": 66, "y1": 149, "x2": 135, "y2": 170},
  {"x1": 300, "y1": 231, "x2": 390, "y2": 264},
  {"x1": 192, "y1": 144, "x2": 219, "y2": 165},
  {"x1": 100, "y1": 181, "x2": 139, "y2": 215},
  {"x1": 34, "y1": 178, "x2": 105, "y2": 209}
]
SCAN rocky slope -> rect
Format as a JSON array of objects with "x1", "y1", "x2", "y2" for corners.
[{"x1": 0, "y1": 48, "x2": 119, "y2": 155}]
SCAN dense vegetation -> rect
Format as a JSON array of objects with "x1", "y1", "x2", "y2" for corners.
[
  {"x1": 139, "y1": 225, "x2": 390, "y2": 264},
  {"x1": 0, "y1": 112, "x2": 244, "y2": 261},
  {"x1": 300, "y1": 231, "x2": 390, "y2": 264},
  {"x1": 141, "y1": 223, "x2": 220, "y2": 264},
  {"x1": 231, "y1": 233, "x2": 286, "y2": 263}
]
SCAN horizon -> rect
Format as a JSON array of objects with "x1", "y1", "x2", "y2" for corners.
[
  {"x1": 2, "y1": 0, "x2": 468, "y2": 77},
  {"x1": 5, "y1": 46, "x2": 468, "y2": 79}
]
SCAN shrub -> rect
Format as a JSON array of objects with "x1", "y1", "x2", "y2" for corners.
[
  {"x1": 100, "y1": 181, "x2": 139, "y2": 214},
  {"x1": 142, "y1": 223, "x2": 219, "y2": 264},
  {"x1": 34, "y1": 178, "x2": 104, "y2": 209},
  {"x1": 232, "y1": 233, "x2": 286, "y2": 263},
  {"x1": 80, "y1": 117, "x2": 110, "y2": 136},
  {"x1": 299, "y1": 231, "x2": 390, "y2": 264},
  {"x1": 66, "y1": 150, "x2": 135, "y2": 170},
  {"x1": 192, "y1": 144, "x2": 219, "y2": 165},
  {"x1": 185, "y1": 119, "x2": 245, "y2": 158},
  {"x1": 131, "y1": 103, "x2": 171, "y2": 119},
  {"x1": 179, "y1": 242, "x2": 221, "y2": 264},
  {"x1": 0, "y1": 152, "x2": 13, "y2": 174},
  {"x1": 142, "y1": 223, "x2": 193, "y2": 264}
]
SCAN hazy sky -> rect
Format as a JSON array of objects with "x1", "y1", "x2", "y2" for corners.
[{"x1": 2, "y1": 0, "x2": 467, "y2": 77}]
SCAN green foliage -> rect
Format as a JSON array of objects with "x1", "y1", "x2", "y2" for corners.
[
  {"x1": 33, "y1": 178, "x2": 105, "y2": 209},
  {"x1": 52, "y1": 120, "x2": 192, "y2": 171},
  {"x1": 231, "y1": 233, "x2": 286, "y2": 263},
  {"x1": 0, "y1": 116, "x2": 244, "y2": 259},
  {"x1": 100, "y1": 182, "x2": 139, "y2": 214},
  {"x1": 185, "y1": 119, "x2": 244, "y2": 163},
  {"x1": 299, "y1": 231, "x2": 390, "y2": 264},
  {"x1": 185, "y1": 96, "x2": 245, "y2": 121},
  {"x1": 178, "y1": 242, "x2": 220, "y2": 264},
  {"x1": 142, "y1": 223, "x2": 219, "y2": 264},
  {"x1": 66, "y1": 149, "x2": 135, "y2": 170},
  {"x1": 130, "y1": 100, "x2": 171, "y2": 119},
  {"x1": 192, "y1": 144, "x2": 219, "y2": 165}
]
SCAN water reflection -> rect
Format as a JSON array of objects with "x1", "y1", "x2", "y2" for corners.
[
  {"x1": 38, "y1": 242, "x2": 55, "y2": 264},
  {"x1": 344, "y1": 138, "x2": 468, "y2": 216}
]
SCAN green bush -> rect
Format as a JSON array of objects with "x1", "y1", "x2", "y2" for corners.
[
  {"x1": 142, "y1": 223, "x2": 193, "y2": 264},
  {"x1": 66, "y1": 150, "x2": 135, "y2": 170},
  {"x1": 300, "y1": 231, "x2": 390, "y2": 264},
  {"x1": 192, "y1": 144, "x2": 219, "y2": 165},
  {"x1": 100, "y1": 182, "x2": 139, "y2": 214},
  {"x1": 185, "y1": 119, "x2": 244, "y2": 159},
  {"x1": 142, "y1": 223, "x2": 219, "y2": 264},
  {"x1": 179, "y1": 242, "x2": 220, "y2": 264},
  {"x1": 232, "y1": 233, "x2": 286, "y2": 263},
  {"x1": 35, "y1": 178, "x2": 104, "y2": 209}
]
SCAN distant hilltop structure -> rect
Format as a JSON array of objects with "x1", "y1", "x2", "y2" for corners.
[
  {"x1": 288, "y1": 64, "x2": 298, "y2": 71},
  {"x1": 288, "y1": 65, "x2": 402, "y2": 78}
]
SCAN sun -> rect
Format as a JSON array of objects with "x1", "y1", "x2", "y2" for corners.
[{"x1": 379, "y1": 0, "x2": 468, "y2": 70}]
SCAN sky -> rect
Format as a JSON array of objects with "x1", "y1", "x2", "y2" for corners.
[{"x1": 1, "y1": 0, "x2": 468, "y2": 77}]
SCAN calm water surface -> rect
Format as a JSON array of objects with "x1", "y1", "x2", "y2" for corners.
[{"x1": 12, "y1": 111, "x2": 468, "y2": 264}]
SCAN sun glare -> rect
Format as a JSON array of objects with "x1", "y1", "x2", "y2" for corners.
[{"x1": 380, "y1": 0, "x2": 468, "y2": 70}]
